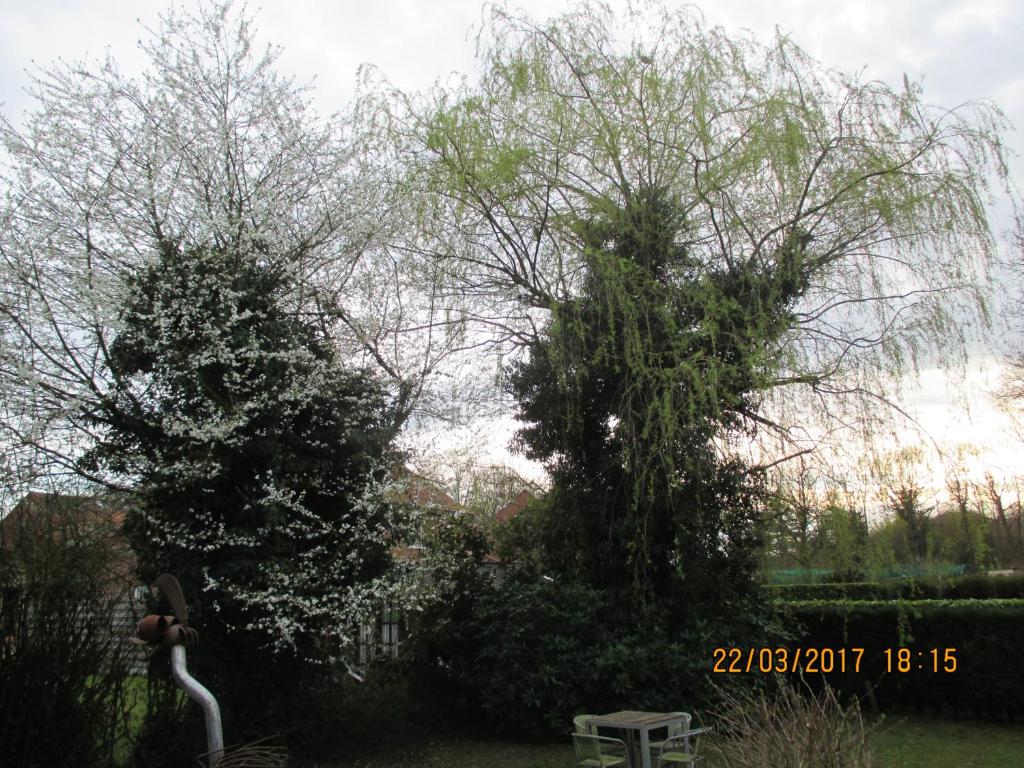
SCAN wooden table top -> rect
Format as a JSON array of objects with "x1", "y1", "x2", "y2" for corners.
[{"x1": 589, "y1": 711, "x2": 683, "y2": 728}]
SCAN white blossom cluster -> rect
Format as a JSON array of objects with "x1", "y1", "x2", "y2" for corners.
[
  {"x1": 95, "y1": 236, "x2": 432, "y2": 664},
  {"x1": 0, "y1": 0, "x2": 478, "y2": 493},
  {"x1": 0, "y1": 0, "x2": 452, "y2": 667},
  {"x1": 194, "y1": 479, "x2": 424, "y2": 664}
]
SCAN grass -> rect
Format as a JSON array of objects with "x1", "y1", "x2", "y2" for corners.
[
  {"x1": 112, "y1": 675, "x2": 150, "y2": 765},
  {"x1": 326, "y1": 715, "x2": 1024, "y2": 768},
  {"x1": 338, "y1": 739, "x2": 571, "y2": 768},
  {"x1": 872, "y1": 715, "x2": 1024, "y2": 767}
]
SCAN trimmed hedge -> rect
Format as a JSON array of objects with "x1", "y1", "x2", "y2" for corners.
[
  {"x1": 768, "y1": 573, "x2": 1024, "y2": 601},
  {"x1": 410, "y1": 576, "x2": 780, "y2": 738},
  {"x1": 783, "y1": 599, "x2": 1024, "y2": 719}
]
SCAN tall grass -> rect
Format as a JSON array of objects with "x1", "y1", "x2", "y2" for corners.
[{"x1": 709, "y1": 677, "x2": 875, "y2": 768}]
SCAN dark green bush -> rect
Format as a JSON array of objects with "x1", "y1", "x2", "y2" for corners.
[
  {"x1": 128, "y1": 681, "x2": 204, "y2": 768},
  {"x1": 784, "y1": 598, "x2": 1024, "y2": 719},
  {"x1": 128, "y1": 633, "x2": 389, "y2": 766},
  {"x1": 0, "y1": 592, "x2": 132, "y2": 768},
  {"x1": 411, "y1": 573, "x2": 779, "y2": 738},
  {"x1": 409, "y1": 509, "x2": 783, "y2": 739}
]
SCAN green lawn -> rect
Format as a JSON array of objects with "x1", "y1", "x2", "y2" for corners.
[
  {"x1": 328, "y1": 715, "x2": 1024, "y2": 768},
  {"x1": 872, "y1": 715, "x2": 1024, "y2": 767}
]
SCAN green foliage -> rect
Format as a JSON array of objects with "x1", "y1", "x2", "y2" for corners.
[
  {"x1": 411, "y1": 526, "x2": 782, "y2": 740},
  {"x1": 405, "y1": 512, "x2": 496, "y2": 720},
  {"x1": 128, "y1": 681, "x2": 203, "y2": 768},
  {"x1": 507, "y1": 188, "x2": 783, "y2": 604},
  {"x1": 783, "y1": 599, "x2": 1024, "y2": 718},
  {"x1": 884, "y1": 483, "x2": 932, "y2": 563},
  {"x1": 814, "y1": 502, "x2": 872, "y2": 580},
  {"x1": 410, "y1": 0, "x2": 1016, "y2": 473},
  {"x1": 492, "y1": 493, "x2": 557, "y2": 575},
  {"x1": 412, "y1": 0, "x2": 1016, "y2": 615},
  {"x1": 414, "y1": 575, "x2": 714, "y2": 738},
  {"x1": 928, "y1": 509, "x2": 991, "y2": 568},
  {"x1": 0, "y1": 493, "x2": 132, "y2": 768},
  {"x1": 762, "y1": 464, "x2": 998, "y2": 577}
]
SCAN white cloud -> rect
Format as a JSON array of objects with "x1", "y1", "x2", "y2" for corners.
[
  {"x1": 994, "y1": 77, "x2": 1024, "y2": 111},
  {"x1": 934, "y1": 0, "x2": 1020, "y2": 36}
]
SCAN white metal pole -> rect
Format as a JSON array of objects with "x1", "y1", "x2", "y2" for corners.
[{"x1": 171, "y1": 645, "x2": 224, "y2": 768}]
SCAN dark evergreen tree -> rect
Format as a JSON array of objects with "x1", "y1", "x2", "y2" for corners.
[
  {"x1": 507, "y1": 187, "x2": 811, "y2": 607},
  {"x1": 886, "y1": 482, "x2": 932, "y2": 563},
  {"x1": 82, "y1": 238, "x2": 405, "y2": 745}
]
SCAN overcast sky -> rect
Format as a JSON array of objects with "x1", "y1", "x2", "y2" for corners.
[
  {"x1": 2, "y1": 0, "x2": 1023, "y2": 490},
  {"x1": 3, "y1": 1, "x2": 1022, "y2": 162}
]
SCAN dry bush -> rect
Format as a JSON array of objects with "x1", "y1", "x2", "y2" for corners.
[{"x1": 709, "y1": 677, "x2": 875, "y2": 768}]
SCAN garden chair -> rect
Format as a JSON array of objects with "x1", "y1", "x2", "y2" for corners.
[
  {"x1": 652, "y1": 725, "x2": 709, "y2": 768},
  {"x1": 572, "y1": 733, "x2": 632, "y2": 768},
  {"x1": 574, "y1": 714, "x2": 597, "y2": 735},
  {"x1": 648, "y1": 711, "x2": 692, "y2": 754},
  {"x1": 574, "y1": 715, "x2": 626, "y2": 756}
]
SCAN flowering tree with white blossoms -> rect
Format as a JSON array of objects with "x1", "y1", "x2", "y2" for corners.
[
  {"x1": 0, "y1": 0, "x2": 470, "y2": 490},
  {"x1": 83, "y1": 237, "x2": 411, "y2": 666},
  {"x1": 0, "y1": 9, "x2": 439, "y2": 729}
]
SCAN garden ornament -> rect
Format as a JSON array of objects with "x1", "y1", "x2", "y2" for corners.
[{"x1": 131, "y1": 573, "x2": 286, "y2": 768}]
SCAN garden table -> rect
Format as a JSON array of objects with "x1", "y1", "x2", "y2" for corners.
[{"x1": 588, "y1": 711, "x2": 688, "y2": 768}]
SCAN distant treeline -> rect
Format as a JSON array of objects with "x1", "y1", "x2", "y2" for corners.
[{"x1": 762, "y1": 468, "x2": 1024, "y2": 577}]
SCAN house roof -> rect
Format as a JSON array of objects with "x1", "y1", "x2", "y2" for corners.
[
  {"x1": 1, "y1": 492, "x2": 136, "y2": 591},
  {"x1": 388, "y1": 467, "x2": 461, "y2": 512},
  {"x1": 392, "y1": 481, "x2": 460, "y2": 511},
  {"x1": 387, "y1": 469, "x2": 460, "y2": 562},
  {"x1": 495, "y1": 489, "x2": 535, "y2": 524},
  {"x1": 3, "y1": 491, "x2": 127, "y2": 536}
]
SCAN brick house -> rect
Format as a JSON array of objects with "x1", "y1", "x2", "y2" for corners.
[
  {"x1": 494, "y1": 489, "x2": 536, "y2": 525},
  {"x1": 0, "y1": 491, "x2": 147, "y2": 672}
]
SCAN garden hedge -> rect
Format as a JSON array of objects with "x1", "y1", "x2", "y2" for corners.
[
  {"x1": 410, "y1": 575, "x2": 780, "y2": 738},
  {"x1": 781, "y1": 599, "x2": 1024, "y2": 719},
  {"x1": 767, "y1": 572, "x2": 1024, "y2": 601}
]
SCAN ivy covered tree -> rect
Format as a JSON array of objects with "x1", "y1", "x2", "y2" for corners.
[{"x1": 507, "y1": 187, "x2": 805, "y2": 602}]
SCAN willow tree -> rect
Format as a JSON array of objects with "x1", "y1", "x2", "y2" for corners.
[{"x1": 386, "y1": 2, "x2": 1018, "y2": 598}]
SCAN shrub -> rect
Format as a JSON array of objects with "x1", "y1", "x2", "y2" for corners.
[
  {"x1": 128, "y1": 681, "x2": 203, "y2": 768},
  {"x1": 710, "y1": 677, "x2": 876, "y2": 768},
  {"x1": 412, "y1": 572, "x2": 779, "y2": 738},
  {"x1": 412, "y1": 511, "x2": 785, "y2": 739},
  {"x1": 784, "y1": 599, "x2": 1024, "y2": 719},
  {"x1": 0, "y1": 492, "x2": 133, "y2": 768}
]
